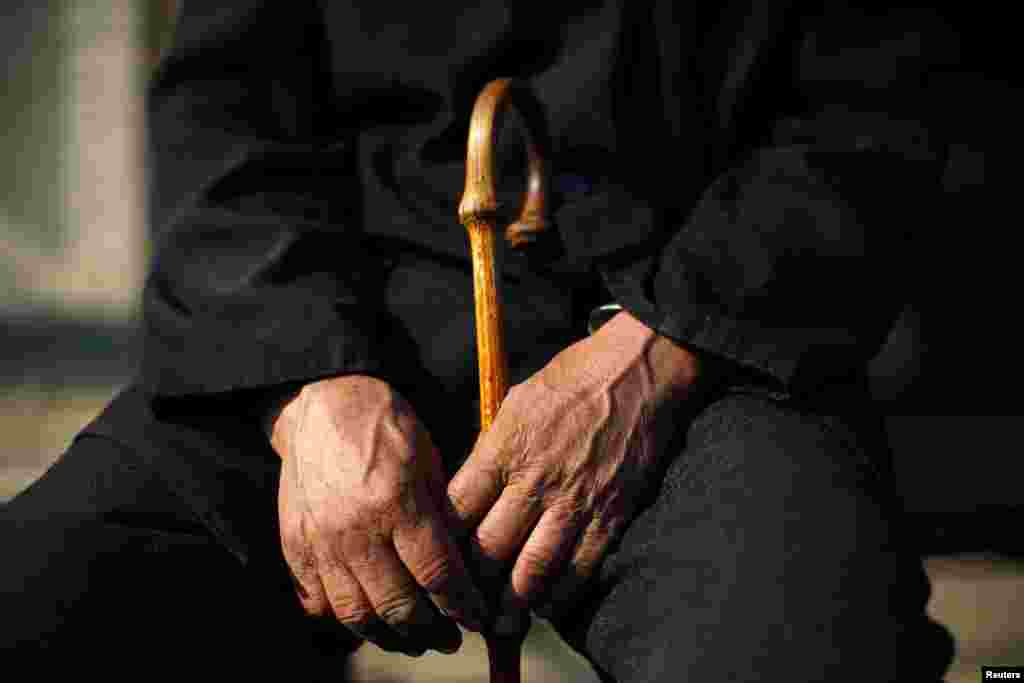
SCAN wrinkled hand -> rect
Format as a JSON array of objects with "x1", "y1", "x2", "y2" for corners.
[
  {"x1": 447, "y1": 312, "x2": 700, "y2": 628},
  {"x1": 268, "y1": 375, "x2": 489, "y2": 656}
]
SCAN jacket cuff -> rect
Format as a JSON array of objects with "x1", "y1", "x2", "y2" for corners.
[{"x1": 598, "y1": 254, "x2": 809, "y2": 395}]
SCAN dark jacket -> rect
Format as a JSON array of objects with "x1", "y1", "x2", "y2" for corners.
[{"x1": 83, "y1": 1, "x2": 970, "y2": 562}]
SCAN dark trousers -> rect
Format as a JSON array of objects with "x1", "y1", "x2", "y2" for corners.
[
  {"x1": 1, "y1": 434, "x2": 362, "y2": 677},
  {"x1": 2, "y1": 391, "x2": 953, "y2": 682},
  {"x1": 1, "y1": 253, "x2": 953, "y2": 680}
]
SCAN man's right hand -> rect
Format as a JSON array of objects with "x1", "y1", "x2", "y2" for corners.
[{"x1": 267, "y1": 375, "x2": 489, "y2": 656}]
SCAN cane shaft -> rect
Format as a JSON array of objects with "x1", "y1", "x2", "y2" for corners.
[
  {"x1": 466, "y1": 220, "x2": 509, "y2": 431},
  {"x1": 487, "y1": 633, "x2": 526, "y2": 683}
]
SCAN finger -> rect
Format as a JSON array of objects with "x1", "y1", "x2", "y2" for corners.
[
  {"x1": 422, "y1": 438, "x2": 465, "y2": 539},
  {"x1": 534, "y1": 516, "x2": 617, "y2": 620},
  {"x1": 278, "y1": 468, "x2": 331, "y2": 616},
  {"x1": 393, "y1": 501, "x2": 489, "y2": 633},
  {"x1": 507, "y1": 503, "x2": 586, "y2": 606},
  {"x1": 405, "y1": 436, "x2": 491, "y2": 631},
  {"x1": 280, "y1": 531, "x2": 331, "y2": 617},
  {"x1": 471, "y1": 485, "x2": 546, "y2": 581},
  {"x1": 317, "y1": 559, "x2": 410, "y2": 654},
  {"x1": 490, "y1": 502, "x2": 587, "y2": 639},
  {"x1": 446, "y1": 431, "x2": 506, "y2": 534},
  {"x1": 347, "y1": 543, "x2": 463, "y2": 655}
]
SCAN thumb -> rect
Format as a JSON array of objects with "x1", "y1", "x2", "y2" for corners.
[{"x1": 446, "y1": 430, "x2": 505, "y2": 537}]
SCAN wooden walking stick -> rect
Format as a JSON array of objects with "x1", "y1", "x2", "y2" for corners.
[{"x1": 458, "y1": 77, "x2": 550, "y2": 683}]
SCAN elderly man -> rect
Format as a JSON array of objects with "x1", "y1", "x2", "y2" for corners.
[{"x1": 4, "y1": 2, "x2": 959, "y2": 680}]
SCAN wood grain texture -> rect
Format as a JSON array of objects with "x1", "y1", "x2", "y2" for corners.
[{"x1": 465, "y1": 220, "x2": 509, "y2": 431}]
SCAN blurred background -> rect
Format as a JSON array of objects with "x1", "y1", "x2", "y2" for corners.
[
  {"x1": 1, "y1": 3, "x2": 1021, "y2": 681},
  {"x1": 1, "y1": 0, "x2": 175, "y2": 501}
]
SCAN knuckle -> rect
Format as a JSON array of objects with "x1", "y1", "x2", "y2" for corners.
[
  {"x1": 472, "y1": 527, "x2": 505, "y2": 558},
  {"x1": 518, "y1": 547, "x2": 553, "y2": 579},
  {"x1": 280, "y1": 515, "x2": 312, "y2": 553},
  {"x1": 300, "y1": 595, "x2": 331, "y2": 619},
  {"x1": 507, "y1": 463, "x2": 541, "y2": 490},
  {"x1": 361, "y1": 485, "x2": 409, "y2": 521},
  {"x1": 570, "y1": 540, "x2": 607, "y2": 579},
  {"x1": 505, "y1": 423, "x2": 533, "y2": 462},
  {"x1": 504, "y1": 382, "x2": 527, "y2": 403},
  {"x1": 330, "y1": 596, "x2": 375, "y2": 628},
  {"x1": 336, "y1": 527, "x2": 385, "y2": 566},
  {"x1": 310, "y1": 509, "x2": 355, "y2": 543},
  {"x1": 375, "y1": 594, "x2": 418, "y2": 627},
  {"x1": 570, "y1": 555, "x2": 599, "y2": 578},
  {"x1": 410, "y1": 553, "x2": 451, "y2": 594},
  {"x1": 588, "y1": 515, "x2": 618, "y2": 549},
  {"x1": 283, "y1": 531, "x2": 320, "y2": 581},
  {"x1": 282, "y1": 529, "x2": 314, "y2": 564},
  {"x1": 446, "y1": 487, "x2": 472, "y2": 519},
  {"x1": 462, "y1": 441, "x2": 502, "y2": 474},
  {"x1": 548, "y1": 491, "x2": 582, "y2": 517},
  {"x1": 292, "y1": 552, "x2": 319, "y2": 582},
  {"x1": 514, "y1": 474, "x2": 559, "y2": 513},
  {"x1": 281, "y1": 536, "x2": 308, "y2": 564}
]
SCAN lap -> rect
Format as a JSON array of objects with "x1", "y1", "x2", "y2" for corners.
[
  {"x1": 1, "y1": 435, "x2": 358, "y2": 678},
  {"x1": 549, "y1": 390, "x2": 954, "y2": 683},
  {"x1": 4, "y1": 388, "x2": 954, "y2": 681}
]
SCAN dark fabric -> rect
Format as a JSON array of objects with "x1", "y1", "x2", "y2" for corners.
[
  {"x1": 3, "y1": 393, "x2": 953, "y2": 681},
  {"x1": 549, "y1": 390, "x2": 954, "y2": 682},
  {"x1": 0, "y1": 436, "x2": 360, "y2": 680},
  {"x1": 140, "y1": 1, "x2": 969, "y2": 408}
]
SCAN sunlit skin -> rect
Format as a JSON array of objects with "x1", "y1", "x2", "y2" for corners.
[
  {"x1": 448, "y1": 311, "x2": 700, "y2": 629},
  {"x1": 268, "y1": 310, "x2": 700, "y2": 653},
  {"x1": 269, "y1": 376, "x2": 489, "y2": 657}
]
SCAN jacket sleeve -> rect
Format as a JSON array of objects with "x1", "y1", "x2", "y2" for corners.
[
  {"x1": 140, "y1": 2, "x2": 399, "y2": 411},
  {"x1": 596, "y1": 3, "x2": 961, "y2": 394}
]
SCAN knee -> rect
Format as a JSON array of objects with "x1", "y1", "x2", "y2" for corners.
[
  {"x1": 565, "y1": 394, "x2": 939, "y2": 681},
  {"x1": 673, "y1": 393, "x2": 887, "y2": 506}
]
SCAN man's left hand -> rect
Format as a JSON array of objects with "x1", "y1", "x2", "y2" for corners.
[{"x1": 447, "y1": 312, "x2": 701, "y2": 628}]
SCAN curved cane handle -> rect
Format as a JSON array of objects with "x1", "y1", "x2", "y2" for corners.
[{"x1": 459, "y1": 78, "x2": 549, "y2": 249}]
